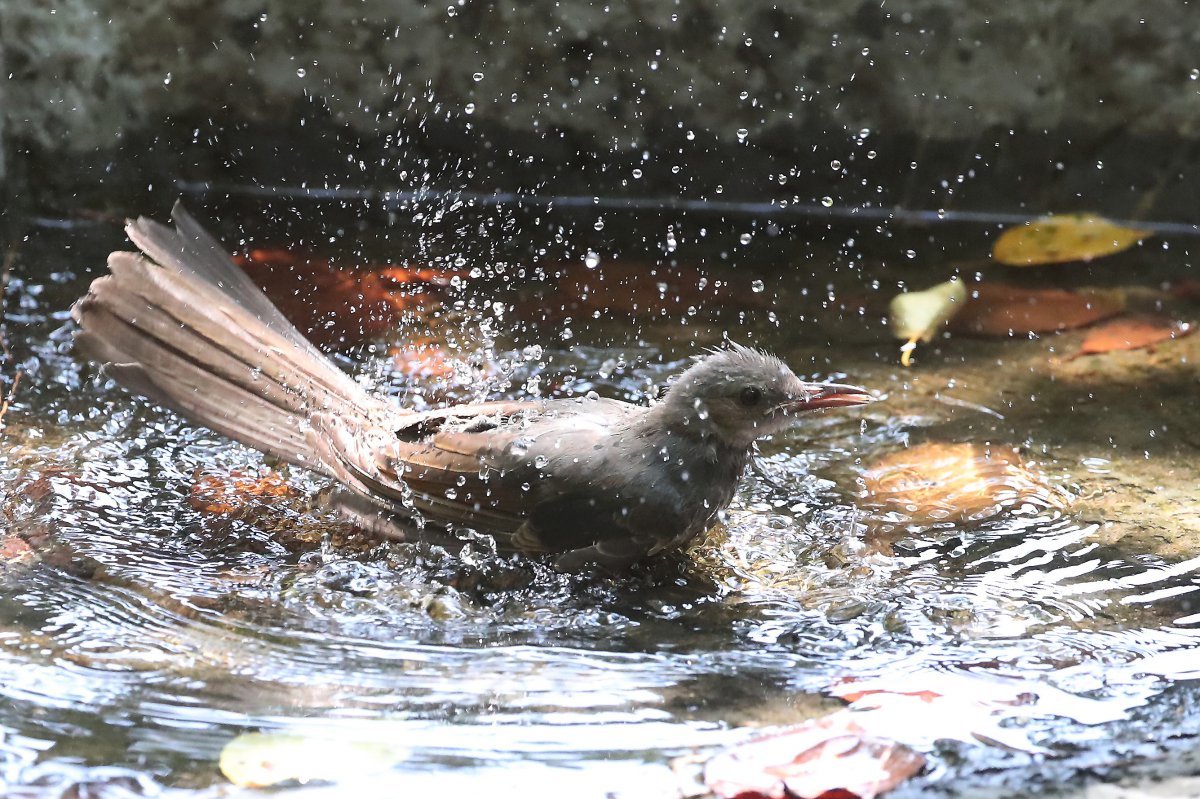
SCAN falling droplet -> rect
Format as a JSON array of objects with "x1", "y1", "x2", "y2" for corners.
[
  {"x1": 593, "y1": 218, "x2": 605, "y2": 231},
  {"x1": 584, "y1": 250, "x2": 601, "y2": 269},
  {"x1": 739, "y1": 233, "x2": 752, "y2": 245},
  {"x1": 736, "y1": 129, "x2": 749, "y2": 143},
  {"x1": 296, "y1": 68, "x2": 307, "y2": 78},
  {"x1": 533, "y1": 455, "x2": 549, "y2": 469},
  {"x1": 751, "y1": 279, "x2": 765, "y2": 293},
  {"x1": 472, "y1": 72, "x2": 484, "y2": 82},
  {"x1": 821, "y1": 196, "x2": 834, "y2": 208},
  {"x1": 464, "y1": 102, "x2": 476, "y2": 114}
]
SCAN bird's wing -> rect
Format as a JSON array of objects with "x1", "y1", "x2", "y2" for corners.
[
  {"x1": 312, "y1": 400, "x2": 547, "y2": 533},
  {"x1": 313, "y1": 396, "x2": 680, "y2": 567}
]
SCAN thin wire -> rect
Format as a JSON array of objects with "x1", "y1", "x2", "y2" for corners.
[{"x1": 173, "y1": 179, "x2": 1200, "y2": 238}]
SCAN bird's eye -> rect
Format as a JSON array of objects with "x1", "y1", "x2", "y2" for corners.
[{"x1": 738, "y1": 386, "x2": 763, "y2": 406}]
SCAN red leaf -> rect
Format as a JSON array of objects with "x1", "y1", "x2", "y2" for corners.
[
  {"x1": 1074, "y1": 315, "x2": 1194, "y2": 357},
  {"x1": 705, "y1": 714, "x2": 925, "y2": 799},
  {"x1": 189, "y1": 469, "x2": 298, "y2": 516},
  {"x1": 233, "y1": 249, "x2": 461, "y2": 347},
  {"x1": 0, "y1": 534, "x2": 33, "y2": 563},
  {"x1": 949, "y1": 284, "x2": 1123, "y2": 337}
]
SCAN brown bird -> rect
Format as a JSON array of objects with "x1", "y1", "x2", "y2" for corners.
[{"x1": 72, "y1": 203, "x2": 873, "y2": 570}]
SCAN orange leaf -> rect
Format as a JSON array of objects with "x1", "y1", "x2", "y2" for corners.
[
  {"x1": 949, "y1": 284, "x2": 1123, "y2": 337},
  {"x1": 1074, "y1": 315, "x2": 1194, "y2": 357},
  {"x1": 992, "y1": 214, "x2": 1150, "y2": 266},
  {"x1": 525, "y1": 260, "x2": 768, "y2": 321},
  {"x1": 0, "y1": 534, "x2": 33, "y2": 563},
  {"x1": 861, "y1": 443, "x2": 1060, "y2": 524},
  {"x1": 390, "y1": 344, "x2": 456, "y2": 379},
  {"x1": 705, "y1": 714, "x2": 925, "y2": 799},
  {"x1": 233, "y1": 249, "x2": 461, "y2": 347},
  {"x1": 189, "y1": 469, "x2": 298, "y2": 515}
]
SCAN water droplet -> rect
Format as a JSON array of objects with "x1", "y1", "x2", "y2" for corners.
[
  {"x1": 739, "y1": 233, "x2": 752, "y2": 245},
  {"x1": 830, "y1": 159, "x2": 842, "y2": 170},
  {"x1": 584, "y1": 250, "x2": 601, "y2": 269},
  {"x1": 593, "y1": 217, "x2": 605, "y2": 231},
  {"x1": 821, "y1": 196, "x2": 834, "y2": 207},
  {"x1": 736, "y1": 129, "x2": 749, "y2": 143},
  {"x1": 866, "y1": 150, "x2": 877, "y2": 159},
  {"x1": 533, "y1": 455, "x2": 549, "y2": 469},
  {"x1": 511, "y1": 438, "x2": 531, "y2": 456},
  {"x1": 751, "y1": 279, "x2": 765, "y2": 293},
  {"x1": 1191, "y1": 68, "x2": 1199, "y2": 80},
  {"x1": 631, "y1": 168, "x2": 643, "y2": 179},
  {"x1": 444, "y1": 488, "x2": 458, "y2": 500},
  {"x1": 472, "y1": 72, "x2": 484, "y2": 82},
  {"x1": 163, "y1": 72, "x2": 172, "y2": 86},
  {"x1": 464, "y1": 102, "x2": 475, "y2": 114},
  {"x1": 905, "y1": 249, "x2": 917, "y2": 259},
  {"x1": 296, "y1": 68, "x2": 307, "y2": 78}
]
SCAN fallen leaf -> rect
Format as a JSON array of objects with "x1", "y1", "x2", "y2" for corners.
[
  {"x1": 0, "y1": 534, "x2": 33, "y2": 564},
  {"x1": 234, "y1": 249, "x2": 460, "y2": 347},
  {"x1": 1169, "y1": 278, "x2": 1200, "y2": 301},
  {"x1": 949, "y1": 284, "x2": 1124, "y2": 336},
  {"x1": 189, "y1": 469, "x2": 298, "y2": 516},
  {"x1": 390, "y1": 344, "x2": 457, "y2": 379},
  {"x1": 888, "y1": 279, "x2": 967, "y2": 366},
  {"x1": 524, "y1": 260, "x2": 769, "y2": 322},
  {"x1": 704, "y1": 714, "x2": 925, "y2": 799},
  {"x1": 219, "y1": 732, "x2": 404, "y2": 788},
  {"x1": 992, "y1": 214, "x2": 1151, "y2": 266},
  {"x1": 861, "y1": 442, "x2": 1065, "y2": 524},
  {"x1": 1073, "y1": 315, "x2": 1194, "y2": 357},
  {"x1": 829, "y1": 668, "x2": 1134, "y2": 753}
]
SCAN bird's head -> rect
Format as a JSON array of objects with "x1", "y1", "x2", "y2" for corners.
[{"x1": 658, "y1": 344, "x2": 873, "y2": 449}]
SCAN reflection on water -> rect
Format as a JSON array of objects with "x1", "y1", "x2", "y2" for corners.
[{"x1": 3, "y1": 217, "x2": 1200, "y2": 797}]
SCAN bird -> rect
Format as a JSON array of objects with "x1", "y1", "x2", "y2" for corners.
[{"x1": 72, "y1": 203, "x2": 873, "y2": 570}]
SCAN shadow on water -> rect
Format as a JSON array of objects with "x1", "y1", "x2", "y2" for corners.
[{"x1": 3, "y1": 210, "x2": 1200, "y2": 797}]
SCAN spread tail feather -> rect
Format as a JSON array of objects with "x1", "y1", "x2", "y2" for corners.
[{"x1": 72, "y1": 202, "x2": 401, "y2": 480}]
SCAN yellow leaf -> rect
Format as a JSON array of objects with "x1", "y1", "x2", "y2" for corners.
[
  {"x1": 993, "y1": 214, "x2": 1151, "y2": 266},
  {"x1": 219, "y1": 732, "x2": 404, "y2": 787},
  {"x1": 888, "y1": 279, "x2": 967, "y2": 366}
]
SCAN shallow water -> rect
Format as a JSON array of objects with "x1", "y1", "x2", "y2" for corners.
[{"x1": 3, "y1": 208, "x2": 1200, "y2": 797}]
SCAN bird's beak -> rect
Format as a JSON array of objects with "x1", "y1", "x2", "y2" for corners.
[{"x1": 781, "y1": 381, "x2": 875, "y2": 412}]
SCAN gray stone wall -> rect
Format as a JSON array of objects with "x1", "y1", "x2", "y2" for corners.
[
  {"x1": 7, "y1": 1, "x2": 1200, "y2": 153},
  {"x1": 5, "y1": 1, "x2": 1200, "y2": 219}
]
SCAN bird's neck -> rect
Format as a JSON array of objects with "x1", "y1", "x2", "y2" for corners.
[{"x1": 638, "y1": 400, "x2": 744, "y2": 464}]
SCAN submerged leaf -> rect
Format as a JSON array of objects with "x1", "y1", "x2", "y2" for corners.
[
  {"x1": 189, "y1": 469, "x2": 298, "y2": 516},
  {"x1": 0, "y1": 534, "x2": 33, "y2": 565},
  {"x1": 861, "y1": 442, "x2": 1064, "y2": 524},
  {"x1": 219, "y1": 732, "x2": 404, "y2": 788},
  {"x1": 888, "y1": 279, "x2": 967, "y2": 366},
  {"x1": 704, "y1": 714, "x2": 925, "y2": 799},
  {"x1": 949, "y1": 284, "x2": 1124, "y2": 337},
  {"x1": 234, "y1": 249, "x2": 460, "y2": 347},
  {"x1": 992, "y1": 214, "x2": 1150, "y2": 266},
  {"x1": 1074, "y1": 315, "x2": 1194, "y2": 357},
  {"x1": 830, "y1": 668, "x2": 1135, "y2": 753}
]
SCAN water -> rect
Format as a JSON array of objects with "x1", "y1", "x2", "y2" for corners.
[{"x1": 3, "y1": 209, "x2": 1200, "y2": 797}]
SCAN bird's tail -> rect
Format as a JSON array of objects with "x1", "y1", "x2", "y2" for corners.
[{"x1": 72, "y1": 202, "x2": 400, "y2": 485}]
